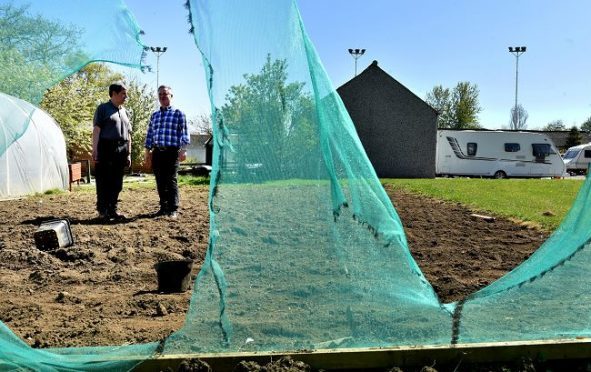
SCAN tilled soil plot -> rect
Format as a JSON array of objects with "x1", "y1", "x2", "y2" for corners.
[
  {"x1": 385, "y1": 185, "x2": 548, "y2": 303},
  {"x1": 0, "y1": 183, "x2": 547, "y2": 348}
]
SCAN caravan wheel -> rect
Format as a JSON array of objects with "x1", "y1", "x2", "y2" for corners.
[{"x1": 493, "y1": 170, "x2": 507, "y2": 179}]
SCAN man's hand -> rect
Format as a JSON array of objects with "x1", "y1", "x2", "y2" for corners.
[
  {"x1": 144, "y1": 150, "x2": 152, "y2": 169},
  {"x1": 125, "y1": 154, "x2": 131, "y2": 168},
  {"x1": 178, "y1": 149, "x2": 187, "y2": 162}
]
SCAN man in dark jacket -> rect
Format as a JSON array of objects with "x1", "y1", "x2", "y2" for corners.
[{"x1": 92, "y1": 82, "x2": 132, "y2": 220}]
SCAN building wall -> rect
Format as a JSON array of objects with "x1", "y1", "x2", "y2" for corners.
[
  {"x1": 186, "y1": 134, "x2": 211, "y2": 163},
  {"x1": 337, "y1": 61, "x2": 437, "y2": 178},
  {"x1": 186, "y1": 147, "x2": 206, "y2": 163}
]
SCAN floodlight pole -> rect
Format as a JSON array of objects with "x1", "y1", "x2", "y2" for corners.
[
  {"x1": 150, "y1": 46, "x2": 168, "y2": 90},
  {"x1": 348, "y1": 48, "x2": 366, "y2": 77},
  {"x1": 508, "y1": 46, "x2": 526, "y2": 127}
]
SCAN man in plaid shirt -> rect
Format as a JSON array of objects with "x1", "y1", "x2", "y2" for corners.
[{"x1": 144, "y1": 85, "x2": 190, "y2": 218}]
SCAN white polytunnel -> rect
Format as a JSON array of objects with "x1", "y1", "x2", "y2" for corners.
[{"x1": 0, "y1": 92, "x2": 68, "y2": 199}]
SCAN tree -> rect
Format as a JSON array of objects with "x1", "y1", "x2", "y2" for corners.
[
  {"x1": 453, "y1": 82, "x2": 482, "y2": 128},
  {"x1": 41, "y1": 64, "x2": 123, "y2": 160},
  {"x1": 426, "y1": 81, "x2": 482, "y2": 129},
  {"x1": 220, "y1": 54, "x2": 316, "y2": 179},
  {"x1": 0, "y1": 3, "x2": 82, "y2": 103},
  {"x1": 125, "y1": 78, "x2": 156, "y2": 171},
  {"x1": 542, "y1": 120, "x2": 566, "y2": 131},
  {"x1": 565, "y1": 126, "x2": 583, "y2": 149},
  {"x1": 189, "y1": 113, "x2": 213, "y2": 135},
  {"x1": 425, "y1": 85, "x2": 453, "y2": 128},
  {"x1": 41, "y1": 63, "x2": 155, "y2": 167},
  {"x1": 581, "y1": 116, "x2": 591, "y2": 132},
  {"x1": 509, "y1": 104, "x2": 528, "y2": 130}
]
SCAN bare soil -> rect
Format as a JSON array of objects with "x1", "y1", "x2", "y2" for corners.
[{"x1": 0, "y1": 182, "x2": 547, "y2": 349}]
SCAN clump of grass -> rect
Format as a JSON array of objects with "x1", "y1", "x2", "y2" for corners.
[
  {"x1": 178, "y1": 175, "x2": 210, "y2": 186},
  {"x1": 41, "y1": 188, "x2": 64, "y2": 196}
]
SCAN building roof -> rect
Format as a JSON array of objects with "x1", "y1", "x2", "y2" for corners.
[
  {"x1": 190, "y1": 134, "x2": 212, "y2": 146},
  {"x1": 337, "y1": 60, "x2": 438, "y2": 116}
]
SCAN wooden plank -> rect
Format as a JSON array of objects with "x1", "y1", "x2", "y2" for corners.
[
  {"x1": 132, "y1": 338, "x2": 591, "y2": 371},
  {"x1": 470, "y1": 213, "x2": 496, "y2": 222},
  {"x1": 68, "y1": 162, "x2": 82, "y2": 191}
]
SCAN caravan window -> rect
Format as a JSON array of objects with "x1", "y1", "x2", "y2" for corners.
[
  {"x1": 532, "y1": 143, "x2": 555, "y2": 161},
  {"x1": 504, "y1": 143, "x2": 520, "y2": 152},
  {"x1": 466, "y1": 142, "x2": 477, "y2": 156},
  {"x1": 585, "y1": 150, "x2": 591, "y2": 158},
  {"x1": 563, "y1": 150, "x2": 580, "y2": 159}
]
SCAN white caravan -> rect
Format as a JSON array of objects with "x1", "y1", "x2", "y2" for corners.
[
  {"x1": 436, "y1": 130, "x2": 565, "y2": 178},
  {"x1": 562, "y1": 142, "x2": 591, "y2": 175}
]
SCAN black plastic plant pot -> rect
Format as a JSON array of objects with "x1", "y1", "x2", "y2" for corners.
[{"x1": 154, "y1": 259, "x2": 194, "y2": 293}]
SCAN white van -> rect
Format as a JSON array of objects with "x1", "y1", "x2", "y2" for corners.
[
  {"x1": 562, "y1": 143, "x2": 591, "y2": 175},
  {"x1": 436, "y1": 130, "x2": 565, "y2": 178}
]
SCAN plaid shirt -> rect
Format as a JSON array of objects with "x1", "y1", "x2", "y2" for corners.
[{"x1": 145, "y1": 106, "x2": 190, "y2": 149}]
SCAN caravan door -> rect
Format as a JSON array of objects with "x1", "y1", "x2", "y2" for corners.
[{"x1": 530, "y1": 143, "x2": 559, "y2": 177}]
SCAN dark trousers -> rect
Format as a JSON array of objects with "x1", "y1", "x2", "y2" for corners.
[
  {"x1": 95, "y1": 151, "x2": 127, "y2": 214},
  {"x1": 152, "y1": 148, "x2": 180, "y2": 212}
]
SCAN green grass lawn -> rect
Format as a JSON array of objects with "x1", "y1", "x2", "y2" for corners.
[{"x1": 381, "y1": 178, "x2": 586, "y2": 232}]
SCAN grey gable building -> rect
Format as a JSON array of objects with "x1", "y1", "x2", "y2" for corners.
[{"x1": 337, "y1": 60, "x2": 437, "y2": 178}]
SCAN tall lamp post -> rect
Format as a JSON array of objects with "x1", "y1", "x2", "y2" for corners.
[
  {"x1": 150, "y1": 46, "x2": 168, "y2": 90},
  {"x1": 348, "y1": 48, "x2": 366, "y2": 77},
  {"x1": 508, "y1": 46, "x2": 526, "y2": 127}
]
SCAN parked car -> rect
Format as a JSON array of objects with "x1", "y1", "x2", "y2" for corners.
[{"x1": 562, "y1": 142, "x2": 591, "y2": 175}]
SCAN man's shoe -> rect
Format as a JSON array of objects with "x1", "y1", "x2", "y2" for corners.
[
  {"x1": 167, "y1": 211, "x2": 178, "y2": 219},
  {"x1": 109, "y1": 211, "x2": 126, "y2": 220},
  {"x1": 152, "y1": 209, "x2": 167, "y2": 217},
  {"x1": 98, "y1": 212, "x2": 110, "y2": 221}
]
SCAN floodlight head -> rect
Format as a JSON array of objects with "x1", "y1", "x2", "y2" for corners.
[
  {"x1": 521, "y1": 46, "x2": 527, "y2": 52},
  {"x1": 361, "y1": 49, "x2": 366, "y2": 54},
  {"x1": 508, "y1": 47, "x2": 514, "y2": 52},
  {"x1": 348, "y1": 48, "x2": 353, "y2": 54},
  {"x1": 150, "y1": 46, "x2": 167, "y2": 53}
]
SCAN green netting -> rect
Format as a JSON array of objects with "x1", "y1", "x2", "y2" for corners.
[
  {"x1": 0, "y1": 92, "x2": 35, "y2": 158},
  {"x1": 2, "y1": 0, "x2": 591, "y2": 370},
  {"x1": 454, "y1": 169, "x2": 591, "y2": 343},
  {"x1": 0, "y1": 319, "x2": 156, "y2": 371},
  {"x1": 161, "y1": 0, "x2": 451, "y2": 353},
  {"x1": 0, "y1": 0, "x2": 159, "y2": 370},
  {"x1": 0, "y1": 0, "x2": 146, "y2": 156}
]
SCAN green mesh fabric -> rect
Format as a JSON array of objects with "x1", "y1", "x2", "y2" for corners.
[
  {"x1": 0, "y1": 319, "x2": 156, "y2": 371},
  {"x1": 454, "y1": 170, "x2": 591, "y2": 343},
  {"x1": 0, "y1": 0, "x2": 146, "y2": 156},
  {"x1": 161, "y1": 0, "x2": 451, "y2": 353},
  {"x1": 2, "y1": 0, "x2": 591, "y2": 370},
  {"x1": 0, "y1": 0, "x2": 159, "y2": 370},
  {"x1": 0, "y1": 92, "x2": 35, "y2": 158}
]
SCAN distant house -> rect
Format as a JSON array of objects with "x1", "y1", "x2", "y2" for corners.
[
  {"x1": 337, "y1": 60, "x2": 437, "y2": 178},
  {"x1": 186, "y1": 134, "x2": 211, "y2": 163}
]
